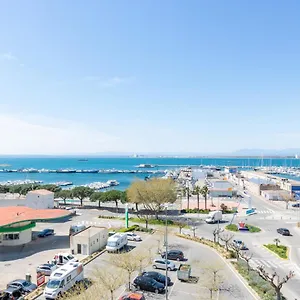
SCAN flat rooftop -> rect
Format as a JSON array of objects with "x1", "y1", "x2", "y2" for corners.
[
  {"x1": 27, "y1": 189, "x2": 54, "y2": 196},
  {"x1": 74, "y1": 226, "x2": 106, "y2": 237},
  {"x1": 0, "y1": 206, "x2": 71, "y2": 227}
]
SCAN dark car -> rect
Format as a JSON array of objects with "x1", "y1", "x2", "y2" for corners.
[
  {"x1": 38, "y1": 229, "x2": 54, "y2": 238},
  {"x1": 0, "y1": 287, "x2": 24, "y2": 300},
  {"x1": 133, "y1": 276, "x2": 165, "y2": 294},
  {"x1": 142, "y1": 271, "x2": 171, "y2": 286},
  {"x1": 292, "y1": 203, "x2": 300, "y2": 208},
  {"x1": 7, "y1": 280, "x2": 37, "y2": 294},
  {"x1": 277, "y1": 228, "x2": 290, "y2": 236},
  {"x1": 161, "y1": 250, "x2": 184, "y2": 261}
]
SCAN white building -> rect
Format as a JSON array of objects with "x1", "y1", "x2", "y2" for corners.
[
  {"x1": 70, "y1": 226, "x2": 108, "y2": 255},
  {"x1": 26, "y1": 189, "x2": 54, "y2": 209}
]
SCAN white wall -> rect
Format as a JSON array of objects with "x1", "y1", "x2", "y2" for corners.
[
  {"x1": 0, "y1": 228, "x2": 32, "y2": 246},
  {"x1": 26, "y1": 193, "x2": 54, "y2": 209},
  {"x1": 71, "y1": 228, "x2": 108, "y2": 255}
]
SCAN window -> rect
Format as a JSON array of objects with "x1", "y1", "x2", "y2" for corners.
[
  {"x1": 67, "y1": 275, "x2": 72, "y2": 282},
  {"x1": 3, "y1": 233, "x2": 19, "y2": 240},
  {"x1": 97, "y1": 239, "x2": 98, "y2": 242}
]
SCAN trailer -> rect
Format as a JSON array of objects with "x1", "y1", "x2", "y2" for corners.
[{"x1": 177, "y1": 264, "x2": 192, "y2": 282}]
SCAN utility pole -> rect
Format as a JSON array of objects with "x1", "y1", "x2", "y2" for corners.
[{"x1": 165, "y1": 206, "x2": 168, "y2": 300}]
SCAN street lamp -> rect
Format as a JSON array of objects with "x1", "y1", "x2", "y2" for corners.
[{"x1": 161, "y1": 203, "x2": 172, "y2": 300}]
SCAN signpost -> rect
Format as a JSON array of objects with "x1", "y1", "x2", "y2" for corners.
[
  {"x1": 125, "y1": 204, "x2": 129, "y2": 228},
  {"x1": 36, "y1": 272, "x2": 45, "y2": 287}
]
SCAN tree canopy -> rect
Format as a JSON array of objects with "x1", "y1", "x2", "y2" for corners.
[
  {"x1": 126, "y1": 178, "x2": 177, "y2": 218},
  {"x1": 72, "y1": 186, "x2": 94, "y2": 206}
]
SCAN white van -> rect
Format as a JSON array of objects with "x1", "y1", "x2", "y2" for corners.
[
  {"x1": 106, "y1": 233, "x2": 128, "y2": 252},
  {"x1": 54, "y1": 253, "x2": 78, "y2": 265},
  {"x1": 69, "y1": 224, "x2": 86, "y2": 236},
  {"x1": 205, "y1": 211, "x2": 222, "y2": 224},
  {"x1": 43, "y1": 262, "x2": 84, "y2": 299}
]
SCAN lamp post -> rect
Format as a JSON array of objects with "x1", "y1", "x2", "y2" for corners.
[{"x1": 165, "y1": 205, "x2": 169, "y2": 300}]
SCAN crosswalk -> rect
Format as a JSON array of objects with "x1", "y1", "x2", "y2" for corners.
[
  {"x1": 255, "y1": 210, "x2": 274, "y2": 214},
  {"x1": 250, "y1": 258, "x2": 300, "y2": 275}
]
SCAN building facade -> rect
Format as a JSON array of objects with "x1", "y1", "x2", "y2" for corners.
[{"x1": 26, "y1": 189, "x2": 54, "y2": 209}]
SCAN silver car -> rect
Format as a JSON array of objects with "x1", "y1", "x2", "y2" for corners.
[
  {"x1": 36, "y1": 263, "x2": 57, "y2": 276},
  {"x1": 152, "y1": 259, "x2": 176, "y2": 271}
]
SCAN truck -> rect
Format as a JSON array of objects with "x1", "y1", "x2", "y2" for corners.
[
  {"x1": 43, "y1": 262, "x2": 84, "y2": 299},
  {"x1": 106, "y1": 233, "x2": 128, "y2": 252},
  {"x1": 53, "y1": 253, "x2": 78, "y2": 265},
  {"x1": 205, "y1": 210, "x2": 222, "y2": 224}
]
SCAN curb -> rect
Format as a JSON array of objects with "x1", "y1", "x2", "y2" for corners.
[
  {"x1": 25, "y1": 249, "x2": 107, "y2": 300},
  {"x1": 176, "y1": 234, "x2": 260, "y2": 300}
]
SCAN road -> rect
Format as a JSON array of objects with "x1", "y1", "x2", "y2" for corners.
[{"x1": 183, "y1": 181, "x2": 300, "y2": 300}]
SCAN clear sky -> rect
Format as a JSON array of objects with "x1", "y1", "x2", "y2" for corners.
[{"x1": 0, "y1": 1, "x2": 300, "y2": 155}]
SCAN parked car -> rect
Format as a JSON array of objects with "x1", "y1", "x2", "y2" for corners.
[
  {"x1": 126, "y1": 233, "x2": 142, "y2": 241},
  {"x1": 119, "y1": 292, "x2": 146, "y2": 300},
  {"x1": 292, "y1": 203, "x2": 300, "y2": 208},
  {"x1": 133, "y1": 276, "x2": 165, "y2": 294},
  {"x1": 7, "y1": 280, "x2": 37, "y2": 294},
  {"x1": 277, "y1": 228, "x2": 290, "y2": 236},
  {"x1": 232, "y1": 239, "x2": 248, "y2": 250},
  {"x1": 0, "y1": 287, "x2": 24, "y2": 300},
  {"x1": 152, "y1": 259, "x2": 176, "y2": 271},
  {"x1": 161, "y1": 250, "x2": 184, "y2": 261},
  {"x1": 36, "y1": 263, "x2": 57, "y2": 276},
  {"x1": 142, "y1": 271, "x2": 171, "y2": 285},
  {"x1": 38, "y1": 229, "x2": 54, "y2": 237}
]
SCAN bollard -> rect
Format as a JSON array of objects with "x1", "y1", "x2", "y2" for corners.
[{"x1": 25, "y1": 273, "x2": 31, "y2": 283}]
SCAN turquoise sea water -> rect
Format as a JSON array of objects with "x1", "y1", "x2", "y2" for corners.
[{"x1": 0, "y1": 157, "x2": 299, "y2": 190}]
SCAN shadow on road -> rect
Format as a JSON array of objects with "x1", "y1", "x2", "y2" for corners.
[{"x1": 0, "y1": 235, "x2": 70, "y2": 261}]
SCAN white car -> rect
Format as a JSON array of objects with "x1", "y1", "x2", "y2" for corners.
[
  {"x1": 152, "y1": 259, "x2": 176, "y2": 271},
  {"x1": 36, "y1": 263, "x2": 57, "y2": 276},
  {"x1": 126, "y1": 232, "x2": 142, "y2": 241}
]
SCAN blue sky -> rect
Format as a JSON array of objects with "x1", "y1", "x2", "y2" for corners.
[{"x1": 0, "y1": 1, "x2": 300, "y2": 154}]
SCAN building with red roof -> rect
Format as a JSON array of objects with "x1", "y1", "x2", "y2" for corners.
[{"x1": 0, "y1": 206, "x2": 71, "y2": 246}]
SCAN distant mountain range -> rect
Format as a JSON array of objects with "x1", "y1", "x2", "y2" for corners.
[
  {"x1": 0, "y1": 149, "x2": 299, "y2": 158},
  {"x1": 232, "y1": 148, "x2": 300, "y2": 157}
]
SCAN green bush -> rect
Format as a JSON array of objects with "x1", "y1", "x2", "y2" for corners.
[
  {"x1": 225, "y1": 224, "x2": 238, "y2": 232},
  {"x1": 184, "y1": 208, "x2": 211, "y2": 214},
  {"x1": 129, "y1": 217, "x2": 174, "y2": 225},
  {"x1": 264, "y1": 244, "x2": 288, "y2": 259},
  {"x1": 98, "y1": 215, "x2": 121, "y2": 219},
  {"x1": 118, "y1": 224, "x2": 140, "y2": 232},
  {"x1": 233, "y1": 260, "x2": 278, "y2": 299},
  {"x1": 246, "y1": 224, "x2": 261, "y2": 233}
]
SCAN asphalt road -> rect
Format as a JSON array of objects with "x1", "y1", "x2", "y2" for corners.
[{"x1": 185, "y1": 182, "x2": 300, "y2": 300}]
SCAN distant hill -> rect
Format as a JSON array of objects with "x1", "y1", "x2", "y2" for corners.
[{"x1": 232, "y1": 148, "x2": 300, "y2": 157}]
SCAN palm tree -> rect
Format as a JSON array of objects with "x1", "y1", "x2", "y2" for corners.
[
  {"x1": 274, "y1": 238, "x2": 280, "y2": 247},
  {"x1": 193, "y1": 186, "x2": 201, "y2": 211},
  {"x1": 200, "y1": 185, "x2": 209, "y2": 210}
]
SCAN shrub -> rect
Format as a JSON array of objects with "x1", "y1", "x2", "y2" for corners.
[
  {"x1": 129, "y1": 217, "x2": 174, "y2": 225},
  {"x1": 182, "y1": 208, "x2": 211, "y2": 214},
  {"x1": 233, "y1": 260, "x2": 278, "y2": 299},
  {"x1": 225, "y1": 224, "x2": 238, "y2": 232},
  {"x1": 118, "y1": 224, "x2": 140, "y2": 232},
  {"x1": 246, "y1": 224, "x2": 261, "y2": 233},
  {"x1": 264, "y1": 244, "x2": 288, "y2": 259}
]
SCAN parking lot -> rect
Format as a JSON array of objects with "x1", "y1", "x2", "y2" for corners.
[
  {"x1": 0, "y1": 208, "x2": 255, "y2": 300},
  {"x1": 0, "y1": 208, "x2": 124, "y2": 290}
]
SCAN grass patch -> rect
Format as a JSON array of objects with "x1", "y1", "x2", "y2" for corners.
[
  {"x1": 232, "y1": 260, "x2": 281, "y2": 300},
  {"x1": 225, "y1": 224, "x2": 238, "y2": 232},
  {"x1": 129, "y1": 217, "x2": 175, "y2": 226},
  {"x1": 264, "y1": 244, "x2": 288, "y2": 259},
  {"x1": 176, "y1": 233, "x2": 235, "y2": 259},
  {"x1": 225, "y1": 223, "x2": 261, "y2": 233},
  {"x1": 246, "y1": 224, "x2": 261, "y2": 233}
]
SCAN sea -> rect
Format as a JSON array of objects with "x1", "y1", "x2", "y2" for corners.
[{"x1": 0, "y1": 157, "x2": 300, "y2": 190}]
